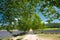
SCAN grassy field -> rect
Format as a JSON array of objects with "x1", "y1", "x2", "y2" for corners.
[
  {"x1": 37, "y1": 34, "x2": 60, "y2": 40},
  {"x1": 43, "y1": 28, "x2": 60, "y2": 30}
]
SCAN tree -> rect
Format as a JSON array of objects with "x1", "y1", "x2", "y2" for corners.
[
  {"x1": 0, "y1": 0, "x2": 60, "y2": 31},
  {"x1": 39, "y1": 0, "x2": 60, "y2": 23},
  {"x1": 17, "y1": 13, "x2": 45, "y2": 31}
]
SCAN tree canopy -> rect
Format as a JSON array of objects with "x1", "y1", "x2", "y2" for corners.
[{"x1": 0, "y1": 0, "x2": 60, "y2": 31}]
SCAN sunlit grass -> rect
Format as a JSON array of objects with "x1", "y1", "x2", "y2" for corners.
[{"x1": 43, "y1": 28, "x2": 60, "y2": 30}]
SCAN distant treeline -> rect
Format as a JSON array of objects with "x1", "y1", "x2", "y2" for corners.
[{"x1": 46, "y1": 23, "x2": 60, "y2": 28}]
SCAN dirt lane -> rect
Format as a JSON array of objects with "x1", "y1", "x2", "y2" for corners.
[
  {"x1": 22, "y1": 34, "x2": 56, "y2": 40},
  {"x1": 22, "y1": 34, "x2": 40, "y2": 40}
]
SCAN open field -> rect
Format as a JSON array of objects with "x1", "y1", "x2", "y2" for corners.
[
  {"x1": 43, "y1": 28, "x2": 60, "y2": 30},
  {"x1": 38, "y1": 28, "x2": 60, "y2": 30},
  {"x1": 0, "y1": 29, "x2": 60, "y2": 40}
]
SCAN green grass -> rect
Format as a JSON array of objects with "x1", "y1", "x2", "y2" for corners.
[{"x1": 43, "y1": 28, "x2": 60, "y2": 30}]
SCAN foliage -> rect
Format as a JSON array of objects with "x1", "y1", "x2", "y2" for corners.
[
  {"x1": 17, "y1": 14, "x2": 46, "y2": 31},
  {"x1": 0, "y1": 0, "x2": 60, "y2": 31}
]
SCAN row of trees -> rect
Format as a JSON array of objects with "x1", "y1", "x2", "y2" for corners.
[
  {"x1": 46, "y1": 23, "x2": 60, "y2": 28},
  {"x1": 0, "y1": 0, "x2": 60, "y2": 31}
]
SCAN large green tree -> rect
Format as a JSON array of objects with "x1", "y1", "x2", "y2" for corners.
[
  {"x1": 17, "y1": 13, "x2": 45, "y2": 31},
  {"x1": 0, "y1": 0, "x2": 60, "y2": 31}
]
